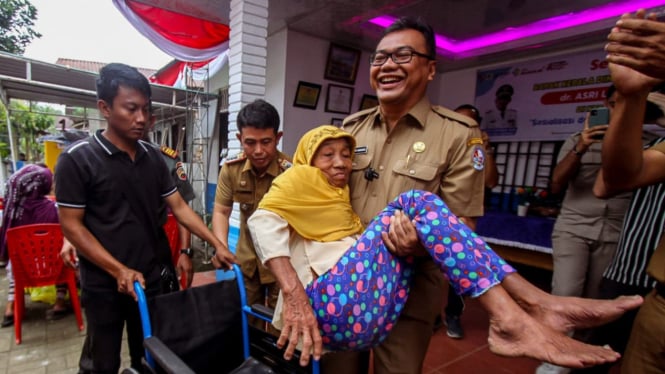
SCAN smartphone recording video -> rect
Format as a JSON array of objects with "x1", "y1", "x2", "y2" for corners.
[{"x1": 588, "y1": 107, "x2": 610, "y2": 139}]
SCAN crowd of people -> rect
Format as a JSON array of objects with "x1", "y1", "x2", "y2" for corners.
[{"x1": 2, "y1": 7, "x2": 665, "y2": 374}]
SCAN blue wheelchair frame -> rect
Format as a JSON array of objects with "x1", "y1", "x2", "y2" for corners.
[{"x1": 134, "y1": 264, "x2": 320, "y2": 373}]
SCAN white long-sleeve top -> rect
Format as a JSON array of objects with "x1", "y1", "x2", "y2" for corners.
[{"x1": 248, "y1": 209, "x2": 358, "y2": 330}]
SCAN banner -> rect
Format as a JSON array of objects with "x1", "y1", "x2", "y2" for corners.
[{"x1": 474, "y1": 50, "x2": 611, "y2": 141}]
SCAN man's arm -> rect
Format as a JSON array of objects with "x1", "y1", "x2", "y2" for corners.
[
  {"x1": 597, "y1": 9, "x2": 665, "y2": 193},
  {"x1": 164, "y1": 192, "x2": 236, "y2": 269},
  {"x1": 595, "y1": 70, "x2": 665, "y2": 192},
  {"x1": 175, "y1": 222, "x2": 193, "y2": 288},
  {"x1": 58, "y1": 206, "x2": 145, "y2": 299}
]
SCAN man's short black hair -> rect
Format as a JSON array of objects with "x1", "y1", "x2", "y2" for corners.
[
  {"x1": 96, "y1": 63, "x2": 151, "y2": 106},
  {"x1": 237, "y1": 99, "x2": 280, "y2": 133},
  {"x1": 454, "y1": 104, "x2": 482, "y2": 125},
  {"x1": 384, "y1": 16, "x2": 436, "y2": 59}
]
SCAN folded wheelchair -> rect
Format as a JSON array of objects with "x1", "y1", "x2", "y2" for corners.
[{"x1": 125, "y1": 264, "x2": 320, "y2": 374}]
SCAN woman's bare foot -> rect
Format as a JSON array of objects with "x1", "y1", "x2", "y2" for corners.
[
  {"x1": 487, "y1": 308, "x2": 620, "y2": 368},
  {"x1": 478, "y1": 285, "x2": 621, "y2": 368},
  {"x1": 501, "y1": 274, "x2": 643, "y2": 333},
  {"x1": 522, "y1": 294, "x2": 643, "y2": 334}
]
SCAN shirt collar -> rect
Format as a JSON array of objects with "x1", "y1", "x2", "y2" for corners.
[
  {"x1": 93, "y1": 129, "x2": 148, "y2": 159},
  {"x1": 241, "y1": 154, "x2": 282, "y2": 177},
  {"x1": 374, "y1": 96, "x2": 431, "y2": 129}
]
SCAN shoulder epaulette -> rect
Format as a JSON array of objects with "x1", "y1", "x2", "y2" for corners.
[
  {"x1": 223, "y1": 152, "x2": 247, "y2": 165},
  {"x1": 432, "y1": 106, "x2": 478, "y2": 128},
  {"x1": 160, "y1": 145, "x2": 178, "y2": 159},
  {"x1": 342, "y1": 107, "x2": 377, "y2": 128},
  {"x1": 278, "y1": 157, "x2": 293, "y2": 171}
]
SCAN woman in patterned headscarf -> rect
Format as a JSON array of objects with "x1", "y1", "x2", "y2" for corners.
[{"x1": 0, "y1": 164, "x2": 65, "y2": 327}]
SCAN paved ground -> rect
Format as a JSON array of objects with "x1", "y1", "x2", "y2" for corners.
[{"x1": 0, "y1": 266, "x2": 128, "y2": 374}]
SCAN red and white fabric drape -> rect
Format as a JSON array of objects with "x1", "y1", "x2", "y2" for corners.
[{"x1": 113, "y1": 0, "x2": 229, "y2": 86}]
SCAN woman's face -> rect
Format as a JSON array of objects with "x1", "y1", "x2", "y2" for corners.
[{"x1": 311, "y1": 138, "x2": 353, "y2": 188}]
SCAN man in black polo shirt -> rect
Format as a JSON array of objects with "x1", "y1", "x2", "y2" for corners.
[{"x1": 55, "y1": 63, "x2": 235, "y2": 374}]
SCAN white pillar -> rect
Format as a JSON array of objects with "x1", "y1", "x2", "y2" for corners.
[{"x1": 228, "y1": 0, "x2": 268, "y2": 138}]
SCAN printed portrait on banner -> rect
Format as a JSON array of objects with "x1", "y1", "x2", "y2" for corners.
[{"x1": 474, "y1": 50, "x2": 613, "y2": 141}]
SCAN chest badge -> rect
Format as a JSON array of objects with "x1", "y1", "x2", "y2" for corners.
[{"x1": 413, "y1": 141, "x2": 426, "y2": 153}]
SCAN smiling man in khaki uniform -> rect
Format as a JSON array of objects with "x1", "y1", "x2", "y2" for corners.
[
  {"x1": 341, "y1": 16, "x2": 485, "y2": 374},
  {"x1": 212, "y1": 99, "x2": 291, "y2": 331}
]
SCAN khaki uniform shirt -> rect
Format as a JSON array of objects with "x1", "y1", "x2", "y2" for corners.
[
  {"x1": 554, "y1": 131, "x2": 659, "y2": 242},
  {"x1": 215, "y1": 151, "x2": 292, "y2": 283},
  {"x1": 248, "y1": 209, "x2": 357, "y2": 331},
  {"x1": 342, "y1": 97, "x2": 485, "y2": 322},
  {"x1": 343, "y1": 96, "x2": 485, "y2": 225}
]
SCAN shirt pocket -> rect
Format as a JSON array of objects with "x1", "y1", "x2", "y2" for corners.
[
  {"x1": 233, "y1": 189, "x2": 256, "y2": 213},
  {"x1": 392, "y1": 159, "x2": 439, "y2": 182}
]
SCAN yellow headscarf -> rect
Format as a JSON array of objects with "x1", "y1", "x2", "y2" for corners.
[{"x1": 258, "y1": 125, "x2": 364, "y2": 242}]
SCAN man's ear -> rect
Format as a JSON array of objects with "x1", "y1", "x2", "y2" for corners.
[
  {"x1": 275, "y1": 131, "x2": 283, "y2": 143},
  {"x1": 97, "y1": 99, "x2": 111, "y2": 118},
  {"x1": 236, "y1": 132, "x2": 242, "y2": 142},
  {"x1": 427, "y1": 60, "x2": 436, "y2": 81}
]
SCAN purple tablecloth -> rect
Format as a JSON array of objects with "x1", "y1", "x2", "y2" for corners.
[{"x1": 476, "y1": 211, "x2": 555, "y2": 254}]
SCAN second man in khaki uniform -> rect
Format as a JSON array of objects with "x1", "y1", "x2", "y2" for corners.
[{"x1": 212, "y1": 99, "x2": 291, "y2": 331}]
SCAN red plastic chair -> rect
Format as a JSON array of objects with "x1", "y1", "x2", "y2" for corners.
[
  {"x1": 163, "y1": 214, "x2": 187, "y2": 290},
  {"x1": 6, "y1": 223, "x2": 84, "y2": 344}
]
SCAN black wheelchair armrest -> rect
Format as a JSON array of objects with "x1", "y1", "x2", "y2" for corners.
[
  {"x1": 250, "y1": 304, "x2": 275, "y2": 320},
  {"x1": 143, "y1": 336, "x2": 196, "y2": 374}
]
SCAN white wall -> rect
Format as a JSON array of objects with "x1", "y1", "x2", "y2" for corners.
[
  {"x1": 278, "y1": 30, "x2": 373, "y2": 155},
  {"x1": 266, "y1": 27, "x2": 288, "y2": 141}
]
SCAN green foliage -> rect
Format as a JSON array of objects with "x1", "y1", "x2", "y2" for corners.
[
  {"x1": 0, "y1": 100, "x2": 60, "y2": 160},
  {"x1": 0, "y1": 0, "x2": 41, "y2": 55}
]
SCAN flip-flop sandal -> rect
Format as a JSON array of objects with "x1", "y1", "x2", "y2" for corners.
[{"x1": 46, "y1": 308, "x2": 71, "y2": 321}]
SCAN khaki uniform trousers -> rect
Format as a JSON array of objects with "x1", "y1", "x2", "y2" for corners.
[{"x1": 621, "y1": 290, "x2": 665, "y2": 374}]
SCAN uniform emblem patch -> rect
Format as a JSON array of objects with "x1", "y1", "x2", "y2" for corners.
[
  {"x1": 472, "y1": 145, "x2": 485, "y2": 171},
  {"x1": 175, "y1": 161, "x2": 188, "y2": 180}
]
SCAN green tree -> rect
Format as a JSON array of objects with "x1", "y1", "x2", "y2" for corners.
[
  {"x1": 0, "y1": 100, "x2": 59, "y2": 160},
  {"x1": 0, "y1": 0, "x2": 41, "y2": 55}
]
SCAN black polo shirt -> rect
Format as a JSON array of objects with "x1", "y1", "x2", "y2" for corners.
[{"x1": 55, "y1": 130, "x2": 177, "y2": 292}]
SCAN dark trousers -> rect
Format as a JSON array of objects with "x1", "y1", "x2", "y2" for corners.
[
  {"x1": 78, "y1": 286, "x2": 159, "y2": 374},
  {"x1": 445, "y1": 284, "x2": 465, "y2": 317},
  {"x1": 571, "y1": 277, "x2": 651, "y2": 374}
]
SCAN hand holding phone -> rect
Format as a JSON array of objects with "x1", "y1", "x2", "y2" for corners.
[{"x1": 588, "y1": 108, "x2": 610, "y2": 140}]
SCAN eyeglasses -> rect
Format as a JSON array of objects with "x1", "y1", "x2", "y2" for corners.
[{"x1": 369, "y1": 47, "x2": 433, "y2": 66}]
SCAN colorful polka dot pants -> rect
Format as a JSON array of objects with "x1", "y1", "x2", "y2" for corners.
[{"x1": 306, "y1": 189, "x2": 516, "y2": 351}]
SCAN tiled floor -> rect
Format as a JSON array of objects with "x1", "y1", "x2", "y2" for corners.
[{"x1": 0, "y1": 265, "x2": 622, "y2": 373}]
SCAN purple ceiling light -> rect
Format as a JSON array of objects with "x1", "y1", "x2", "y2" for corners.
[{"x1": 369, "y1": 0, "x2": 665, "y2": 55}]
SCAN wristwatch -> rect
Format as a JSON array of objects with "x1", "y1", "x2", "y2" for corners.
[{"x1": 179, "y1": 248, "x2": 194, "y2": 258}]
